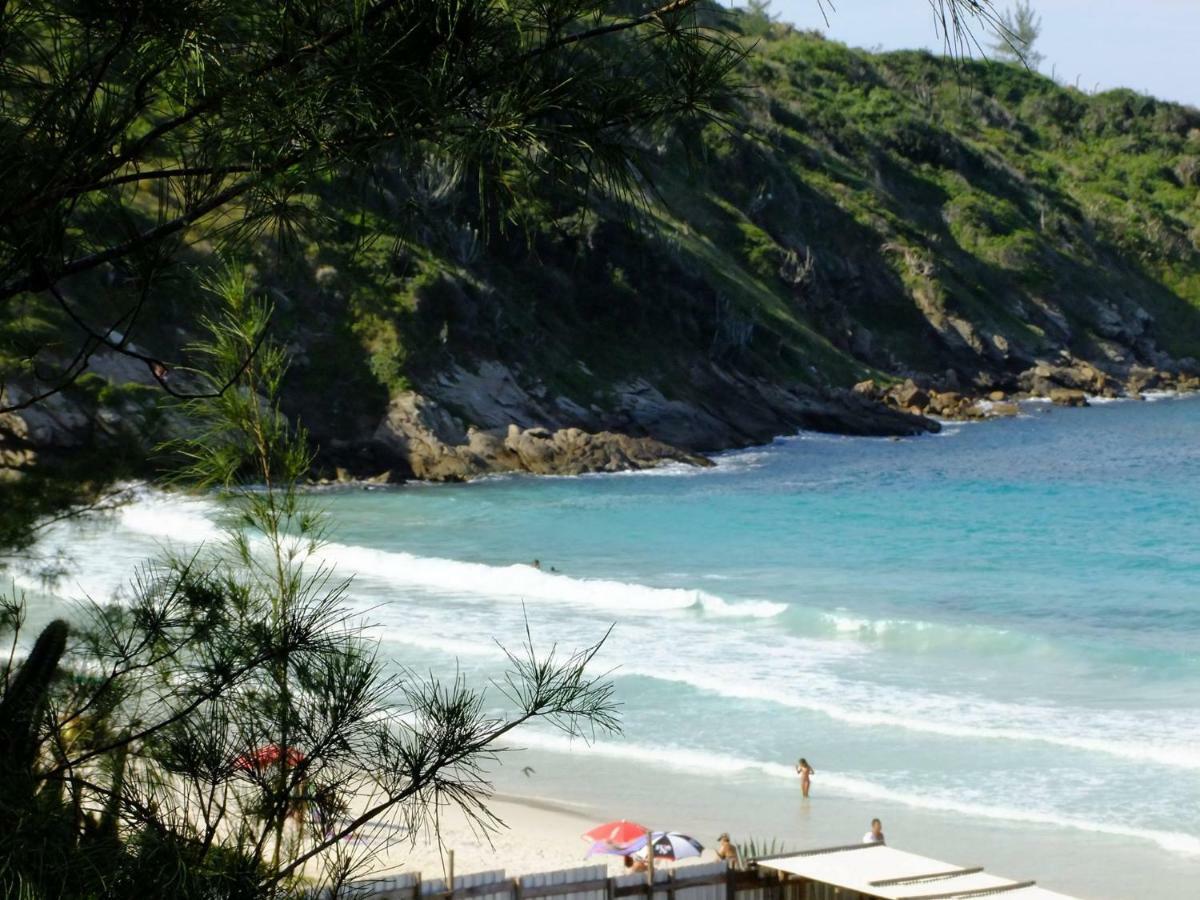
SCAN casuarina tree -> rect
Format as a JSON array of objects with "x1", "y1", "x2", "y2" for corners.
[{"x1": 0, "y1": 277, "x2": 619, "y2": 897}]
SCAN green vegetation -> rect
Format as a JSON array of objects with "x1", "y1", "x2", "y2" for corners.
[
  {"x1": 4, "y1": 5, "x2": 1200, "y2": 479},
  {"x1": 327, "y1": 22, "x2": 1200, "y2": 407},
  {"x1": 0, "y1": 286, "x2": 617, "y2": 897}
]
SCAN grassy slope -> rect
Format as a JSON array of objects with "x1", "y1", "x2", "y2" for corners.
[
  {"x1": 315, "y1": 22, "x2": 1200, "y2": 424},
  {"x1": 7, "y1": 18, "x2": 1200, "y2": 449}
]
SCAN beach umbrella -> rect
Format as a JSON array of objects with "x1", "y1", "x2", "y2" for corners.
[
  {"x1": 582, "y1": 820, "x2": 650, "y2": 848},
  {"x1": 633, "y1": 832, "x2": 704, "y2": 862},
  {"x1": 586, "y1": 835, "x2": 648, "y2": 857},
  {"x1": 233, "y1": 744, "x2": 306, "y2": 772}
]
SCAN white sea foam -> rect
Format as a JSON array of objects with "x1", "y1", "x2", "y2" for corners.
[
  {"x1": 377, "y1": 630, "x2": 502, "y2": 659},
  {"x1": 626, "y1": 664, "x2": 1200, "y2": 771},
  {"x1": 601, "y1": 461, "x2": 707, "y2": 478},
  {"x1": 360, "y1": 610, "x2": 1200, "y2": 774},
  {"x1": 106, "y1": 491, "x2": 785, "y2": 619},
  {"x1": 119, "y1": 496, "x2": 222, "y2": 543},
  {"x1": 313, "y1": 542, "x2": 787, "y2": 619},
  {"x1": 819, "y1": 611, "x2": 1007, "y2": 642},
  {"x1": 506, "y1": 731, "x2": 1200, "y2": 856},
  {"x1": 1142, "y1": 389, "x2": 1181, "y2": 403}
]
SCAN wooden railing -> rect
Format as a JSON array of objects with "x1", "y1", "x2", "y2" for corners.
[{"x1": 344, "y1": 860, "x2": 808, "y2": 900}]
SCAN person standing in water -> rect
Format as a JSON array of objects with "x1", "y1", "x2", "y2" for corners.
[{"x1": 795, "y1": 757, "x2": 814, "y2": 798}]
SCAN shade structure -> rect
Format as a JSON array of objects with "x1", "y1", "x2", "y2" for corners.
[
  {"x1": 633, "y1": 832, "x2": 704, "y2": 861},
  {"x1": 582, "y1": 820, "x2": 649, "y2": 848},
  {"x1": 587, "y1": 836, "x2": 646, "y2": 857},
  {"x1": 756, "y1": 843, "x2": 1080, "y2": 900},
  {"x1": 233, "y1": 744, "x2": 306, "y2": 771}
]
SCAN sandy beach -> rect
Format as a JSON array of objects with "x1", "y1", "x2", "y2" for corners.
[
  {"x1": 336, "y1": 747, "x2": 1200, "y2": 900},
  {"x1": 365, "y1": 793, "x2": 715, "y2": 880}
]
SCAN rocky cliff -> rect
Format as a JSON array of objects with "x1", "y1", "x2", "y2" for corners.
[{"x1": 4, "y1": 20, "x2": 1200, "y2": 486}]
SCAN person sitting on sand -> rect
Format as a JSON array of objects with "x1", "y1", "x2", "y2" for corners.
[
  {"x1": 862, "y1": 818, "x2": 885, "y2": 844},
  {"x1": 623, "y1": 854, "x2": 648, "y2": 872},
  {"x1": 715, "y1": 833, "x2": 740, "y2": 868},
  {"x1": 795, "y1": 757, "x2": 814, "y2": 798}
]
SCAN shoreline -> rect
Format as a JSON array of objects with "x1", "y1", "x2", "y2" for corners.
[
  {"x1": 312, "y1": 387, "x2": 1198, "y2": 489},
  {"x1": 344, "y1": 754, "x2": 1200, "y2": 900}
]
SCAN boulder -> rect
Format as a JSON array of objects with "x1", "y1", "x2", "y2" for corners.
[
  {"x1": 1125, "y1": 367, "x2": 1161, "y2": 394},
  {"x1": 892, "y1": 379, "x2": 929, "y2": 412},
  {"x1": 1021, "y1": 359, "x2": 1115, "y2": 397},
  {"x1": 988, "y1": 402, "x2": 1021, "y2": 417},
  {"x1": 927, "y1": 391, "x2": 963, "y2": 416},
  {"x1": 1049, "y1": 388, "x2": 1089, "y2": 407}
]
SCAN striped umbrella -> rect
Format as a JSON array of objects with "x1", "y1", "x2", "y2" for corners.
[{"x1": 634, "y1": 832, "x2": 704, "y2": 861}]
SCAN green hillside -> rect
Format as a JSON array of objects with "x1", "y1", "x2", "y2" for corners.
[
  {"x1": 277, "y1": 20, "x2": 1200, "y2": 435},
  {"x1": 4, "y1": 12, "x2": 1200, "y2": 483}
]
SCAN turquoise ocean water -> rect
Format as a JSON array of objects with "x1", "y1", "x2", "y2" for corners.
[{"x1": 12, "y1": 394, "x2": 1200, "y2": 896}]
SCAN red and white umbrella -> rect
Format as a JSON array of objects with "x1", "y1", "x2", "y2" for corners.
[
  {"x1": 233, "y1": 743, "x2": 306, "y2": 772},
  {"x1": 634, "y1": 832, "x2": 704, "y2": 861},
  {"x1": 582, "y1": 819, "x2": 650, "y2": 848}
]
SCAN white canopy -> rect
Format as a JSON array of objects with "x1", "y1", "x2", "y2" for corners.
[{"x1": 757, "y1": 844, "x2": 1080, "y2": 900}]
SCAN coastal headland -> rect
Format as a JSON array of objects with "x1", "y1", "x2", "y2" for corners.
[{"x1": 5, "y1": 32, "x2": 1200, "y2": 487}]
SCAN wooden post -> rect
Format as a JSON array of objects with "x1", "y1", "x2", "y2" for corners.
[{"x1": 448, "y1": 849, "x2": 455, "y2": 898}]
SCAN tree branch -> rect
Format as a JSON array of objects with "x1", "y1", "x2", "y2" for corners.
[
  {"x1": 36, "y1": 277, "x2": 271, "y2": 402},
  {"x1": 519, "y1": 0, "x2": 703, "y2": 63}
]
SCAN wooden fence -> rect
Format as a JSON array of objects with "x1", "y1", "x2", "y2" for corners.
[{"x1": 345, "y1": 860, "x2": 813, "y2": 900}]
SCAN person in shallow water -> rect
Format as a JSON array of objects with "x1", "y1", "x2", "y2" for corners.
[
  {"x1": 862, "y1": 818, "x2": 885, "y2": 844},
  {"x1": 795, "y1": 757, "x2": 814, "y2": 798}
]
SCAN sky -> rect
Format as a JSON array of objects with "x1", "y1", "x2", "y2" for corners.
[{"x1": 765, "y1": 0, "x2": 1200, "y2": 106}]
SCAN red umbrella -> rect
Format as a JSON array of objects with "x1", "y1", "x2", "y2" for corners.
[
  {"x1": 582, "y1": 820, "x2": 649, "y2": 848},
  {"x1": 234, "y1": 743, "x2": 306, "y2": 772}
]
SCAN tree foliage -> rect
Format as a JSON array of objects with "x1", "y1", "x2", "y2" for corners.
[
  {"x1": 0, "y1": 0, "x2": 1008, "y2": 415},
  {"x1": 0, "y1": 0, "x2": 746, "y2": 410},
  {"x1": 0, "y1": 280, "x2": 619, "y2": 897},
  {"x1": 990, "y1": 0, "x2": 1043, "y2": 69}
]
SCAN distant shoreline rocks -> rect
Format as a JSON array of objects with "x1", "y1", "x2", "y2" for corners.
[{"x1": 852, "y1": 358, "x2": 1200, "y2": 425}]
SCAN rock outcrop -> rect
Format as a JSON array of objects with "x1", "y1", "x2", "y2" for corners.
[
  {"x1": 343, "y1": 361, "x2": 943, "y2": 482},
  {"x1": 368, "y1": 390, "x2": 713, "y2": 481}
]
